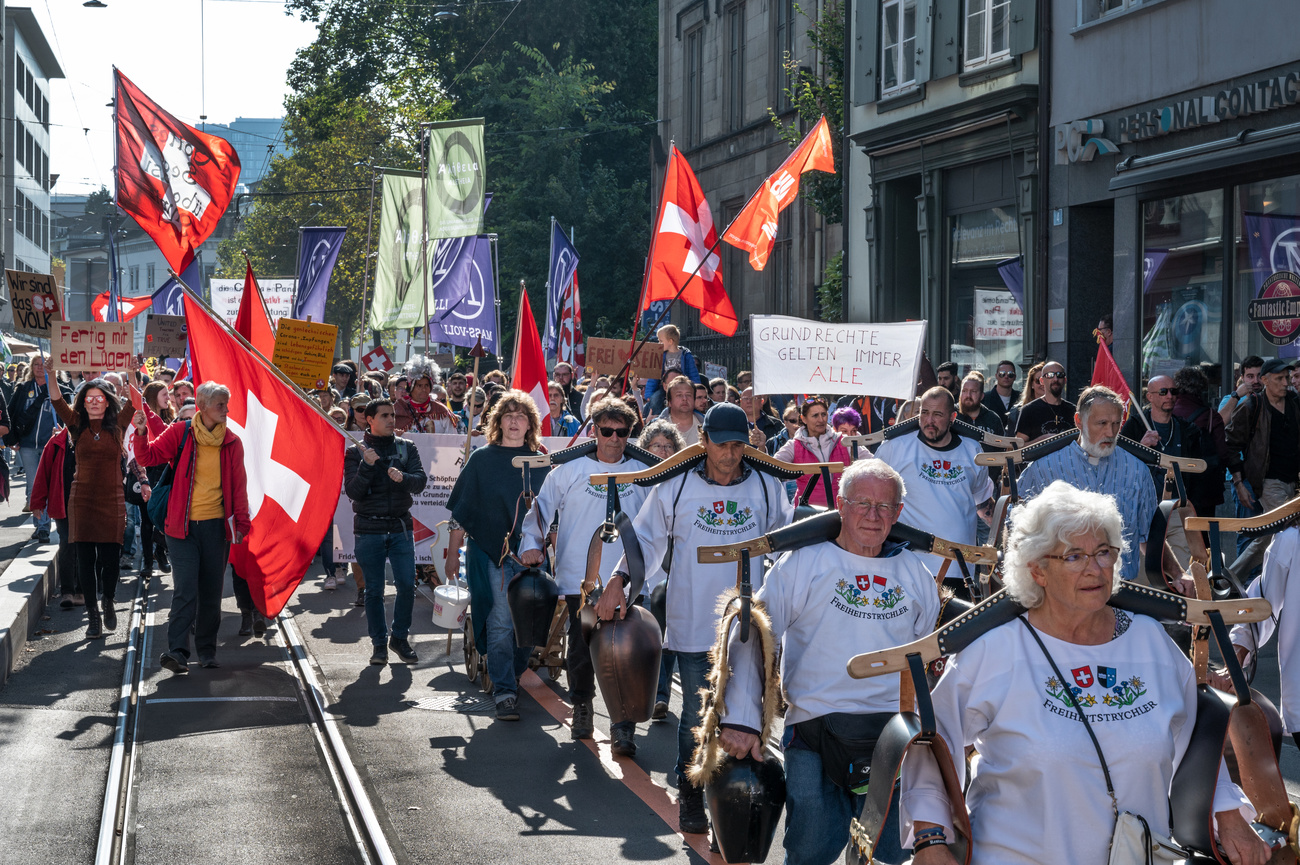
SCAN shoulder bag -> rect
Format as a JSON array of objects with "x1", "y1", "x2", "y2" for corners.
[{"x1": 146, "y1": 420, "x2": 192, "y2": 528}]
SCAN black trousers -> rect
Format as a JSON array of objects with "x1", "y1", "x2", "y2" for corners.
[
  {"x1": 231, "y1": 567, "x2": 254, "y2": 612},
  {"x1": 76, "y1": 541, "x2": 121, "y2": 615},
  {"x1": 139, "y1": 507, "x2": 167, "y2": 568},
  {"x1": 54, "y1": 517, "x2": 78, "y2": 595},
  {"x1": 167, "y1": 519, "x2": 229, "y2": 660},
  {"x1": 564, "y1": 594, "x2": 595, "y2": 702}
]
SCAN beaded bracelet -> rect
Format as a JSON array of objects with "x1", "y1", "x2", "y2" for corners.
[
  {"x1": 914, "y1": 827, "x2": 946, "y2": 843},
  {"x1": 914, "y1": 837, "x2": 948, "y2": 853}
]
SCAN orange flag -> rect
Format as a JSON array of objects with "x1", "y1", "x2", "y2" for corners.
[
  {"x1": 234, "y1": 259, "x2": 277, "y2": 358},
  {"x1": 723, "y1": 116, "x2": 835, "y2": 270},
  {"x1": 1090, "y1": 339, "x2": 1132, "y2": 405}
]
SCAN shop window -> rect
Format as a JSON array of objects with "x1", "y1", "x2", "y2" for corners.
[
  {"x1": 881, "y1": 0, "x2": 917, "y2": 96},
  {"x1": 1233, "y1": 173, "x2": 1300, "y2": 362},
  {"x1": 947, "y1": 206, "x2": 1023, "y2": 373},
  {"x1": 964, "y1": 0, "x2": 1011, "y2": 69},
  {"x1": 1139, "y1": 190, "x2": 1224, "y2": 382}
]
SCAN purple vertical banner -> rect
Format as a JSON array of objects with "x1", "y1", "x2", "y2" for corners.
[
  {"x1": 1244, "y1": 212, "x2": 1300, "y2": 356},
  {"x1": 294, "y1": 226, "x2": 347, "y2": 321},
  {"x1": 995, "y1": 257, "x2": 1024, "y2": 311},
  {"x1": 152, "y1": 257, "x2": 201, "y2": 316},
  {"x1": 432, "y1": 194, "x2": 492, "y2": 322},
  {"x1": 426, "y1": 236, "x2": 497, "y2": 353},
  {"x1": 1141, "y1": 250, "x2": 1168, "y2": 293}
]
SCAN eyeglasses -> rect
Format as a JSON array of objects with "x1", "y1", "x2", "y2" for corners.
[
  {"x1": 1042, "y1": 546, "x2": 1119, "y2": 572},
  {"x1": 597, "y1": 426, "x2": 630, "y2": 438},
  {"x1": 842, "y1": 498, "x2": 902, "y2": 515},
  {"x1": 996, "y1": 370, "x2": 1016, "y2": 378},
  {"x1": 84, "y1": 395, "x2": 107, "y2": 403},
  {"x1": 1042, "y1": 371, "x2": 1067, "y2": 379},
  {"x1": 1150, "y1": 387, "x2": 1178, "y2": 396}
]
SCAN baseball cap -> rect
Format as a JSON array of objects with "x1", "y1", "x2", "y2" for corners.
[
  {"x1": 1260, "y1": 358, "x2": 1299, "y2": 376},
  {"x1": 703, "y1": 402, "x2": 749, "y2": 444}
]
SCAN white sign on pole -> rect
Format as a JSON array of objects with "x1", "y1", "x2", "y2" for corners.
[
  {"x1": 749, "y1": 315, "x2": 927, "y2": 400},
  {"x1": 210, "y1": 278, "x2": 296, "y2": 327},
  {"x1": 972, "y1": 289, "x2": 1023, "y2": 341},
  {"x1": 703, "y1": 361, "x2": 728, "y2": 382}
]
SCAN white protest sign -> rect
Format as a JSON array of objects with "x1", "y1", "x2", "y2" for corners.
[
  {"x1": 210, "y1": 278, "x2": 296, "y2": 327},
  {"x1": 749, "y1": 315, "x2": 927, "y2": 400},
  {"x1": 703, "y1": 361, "x2": 728, "y2": 382},
  {"x1": 972, "y1": 289, "x2": 1023, "y2": 341},
  {"x1": 332, "y1": 434, "x2": 576, "y2": 564}
]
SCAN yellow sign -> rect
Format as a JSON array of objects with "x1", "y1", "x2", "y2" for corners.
[
  {"x1": 50, "y1": 321, "x2": 134, "y2": 372},
  {"x1": 271, "y1": 318, "x2": 339, "y2": 390}
]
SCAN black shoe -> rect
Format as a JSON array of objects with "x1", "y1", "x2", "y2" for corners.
[
  {"x1": 101, "y1": 604, "x2": 117, "y2": 631},
  {"x1": 611, "y1": 726, "x2": 636, "y2": 757},
  {"x1": 85, "y1": 615, "x2": 103, "y2": 640},
  {"x1": 156, "y1": 550, "x2": 171, "y2": 573},
  {"x1": 59, "y1": 594, "x2": 75, "y2": 610},
  {"x1": 678, "y1": 782, "x2": 709, "y2": 834},
  {"x1": 36, "y1": 530, "x2": 49, "y2": 544},
  {"x1": 496, "y1": 697, "x2": 520, "y2": 721},
  {"x1": 199, "y1": 657, "x2": 220, "y2": 669},
  {"x1": 140, "y1": 567, "x2": 153, "y2": 582},
  {"x1": 160, "y1": 651, "x2": 188, "y2": 674},
  {"x1": 389, "y1": 637, "x2": 418, "y2": 664},
  {"x1": 369, "y1": 644, "x2": 388, "y2": 666},
  {"x1": 238, "y1": 611, "x2": 253, "y2": 636},
  {"x1": 252, "y1": 611, "x2": 267, "y2": 637},
  {"x1": 652, "y1": 700, "x2": 669, "y2": 720},
  {"x1": 571, "y1": 699, "x2": 594, "y2": 740},
  {"x1": 354, "y1": 587, "x2": 366, "y2": 607}
]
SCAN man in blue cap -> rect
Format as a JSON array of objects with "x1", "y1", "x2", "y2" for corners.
[{"x1": 599, "y1": 401, "x2": 793, "y2": 834}]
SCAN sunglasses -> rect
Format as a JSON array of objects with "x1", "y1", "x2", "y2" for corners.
[
  {"x1": 1042, "y1": 371, "x2": 1067, "y2": 379},
  {"x1": 1150, "y1": 387, "x2": 1178, "y2": 396},
  {"x1": 996, "y1": 370, "x2": 1016, "y2": 378},
  {"x1": 597, "y1": 426, "x2": 630, "y2": 438}
]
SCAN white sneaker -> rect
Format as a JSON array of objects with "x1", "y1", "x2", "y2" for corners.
[{"x1": 323, "y1": 574, "x2": 338, "y2": 590}]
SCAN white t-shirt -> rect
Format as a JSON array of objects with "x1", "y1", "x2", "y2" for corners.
[
  {"x1": 901, "y1": 614, "x2": 1253, "y2": 864},
  {"x1": 519, "y1": 454, "x2": 651, "y2": 596},
  {"x1": 1232, "y1": 526, "x2": 1300, "y2": 733},
  {"x1": 722, "y1": 541, "x2": 939, "y2": 731},
  {"x1": 615, "y1": 466, "x2": 793, "y2": 652},
  {"x1": 875, "y1": 431, "x2": 994, "y2": 570}
]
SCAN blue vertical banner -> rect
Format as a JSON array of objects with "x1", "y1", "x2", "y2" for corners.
[
  {"x1": 545, "y1": 219, "x2": 579, "y2": 361},
  {"x1": 294, "y1": 226, "x2": 348, "y2": 321},
  {"x1": 432, "y1": 194, "x2": 492, "y2": 322},
  {"x1": 107, "y1": 235, "x2": 121, "y2": 322},
  {"x1": 426, "y1": 236, "x2": 497, "y2": 353},
  {"x1": 640, "y1": 299, "x2": 671, "y2": 337},
  {"x1": 152, "y1": 257, "x2": 200, "y2": 316}
]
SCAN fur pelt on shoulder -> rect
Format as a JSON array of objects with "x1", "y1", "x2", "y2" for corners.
[{"x1": 686, "y1": 587, "x2": 781, "y2": 787}]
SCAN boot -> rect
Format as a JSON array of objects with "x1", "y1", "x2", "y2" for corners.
[
  {"x1": 678, "y1": 781, "x2": 709, "y2": 834},
  {"x1": 85, "y1": 610, "x2": 103, "y2": 640},
  {"x1": 156, "y1": 547, "x2": 171, "y2": 574},
  {"x1": 238, "y1": 610, "x2": 254, "y2": 636},
  {"x1": 571, "y1": 699, "x2": 594, "y2": 740},
  {"x1": 101, "y1": 599, "x2": 117, "y2": 632},
  {"x1": 252, "y1": 610, "x2": 267, "y2": 637}
]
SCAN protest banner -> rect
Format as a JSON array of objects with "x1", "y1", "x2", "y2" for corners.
[
  {"x1": 586, "y1": 337, "x2": 663, "y2": 379},
  {"x1": 749, "y1": 315, "x2": 927, "y2": 400},
  {"x1": 703, "y1": 361, "x2": 728, "y2": 382},
  {"x1": 210, "y1": 278, "x2": 295, "y2": 327},
  {"x1": 50, "y1": 321, "x2": 134, "y2": 372},
  {"x1": 272, "y1": 318, "x2": 339, "y2": 390},
  {"x1": 6, "y1": 269, "x2": 63, "y2": 337},
  {"x1": 143, "y1": 314, "x2": 188, "y2": 358},
  {"x1": 332, "y1": 434, "x2": 572, "y2": 564}
]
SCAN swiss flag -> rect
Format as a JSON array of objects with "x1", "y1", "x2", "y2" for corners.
[
  {"x1": 642, "y1": 146, "x2": 737, "y2": 336},
  {"x1": 92, "y1": 292, "x2": 153, "y2": 322},
  {"x1": 113, "y1": 70, "x2": 241, "y2": 273},
  {"x1": 557, "y1": 273, "x2": 586, "y2": 368},
  {"x1": 184, "y1": 291, "x2": 346, "y2": 616},
  {"x1": 723, "y1": 116, "x2": 835, "y2": 270},
  {"x1": 234, "y1": 260, "x2": 276, "y2": 357},
  {"x1": 362, "y1": 345, "x2": 393, "y2": 372},
  {"x1": 1090, "y1": 338, "x2": 1132, "y2": 406},
  {"x1": 510, "y1": 287, "x2": 552, "y2": 435},
  {"x1": 1072, "y1": 666, "x2": 1094, "y2": 688}
]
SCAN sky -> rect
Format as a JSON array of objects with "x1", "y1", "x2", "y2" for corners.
[{"x1": 35, "y1": 0, "x2": 321, "y2": 196}]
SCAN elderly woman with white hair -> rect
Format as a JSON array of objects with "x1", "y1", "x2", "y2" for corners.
[{"x1": 901, "y1": 480, "x2": 1268, "y2": 865}]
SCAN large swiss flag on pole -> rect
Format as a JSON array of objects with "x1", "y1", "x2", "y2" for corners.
[
  {"x1": 114, "y1": 69, "x2": 241, "y2": 273},
  {"x1": 511, "y1": 287, "x2": 552, "y2": 436},
  {"x1": 183, "y1": 289, "x2": 346, "y2": 616}
]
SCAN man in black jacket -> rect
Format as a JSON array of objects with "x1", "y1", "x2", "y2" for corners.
[{"x1": 344, "y1": 398, "x2": 429, "y2": 666}]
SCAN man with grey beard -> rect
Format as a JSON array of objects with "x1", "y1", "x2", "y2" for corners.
[{"x1": 1017, "y1": 385, "x2": 1158, "y2": 582}]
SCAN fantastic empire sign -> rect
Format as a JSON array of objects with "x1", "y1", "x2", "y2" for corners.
[{"x1": 1248, "y1": 272, "x2": 1300, "y2": 347}]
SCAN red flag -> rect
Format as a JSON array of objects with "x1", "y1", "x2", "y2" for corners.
[
  {"x1": 1090, "y1": 339, "x2": 1132, "y2": 405},
  {"x1": 557, "y1": 273, "x2": 586, "y2": 368},
  {"x1": 511, "y1": 288, "x2": 552, "y2": 435},
  {"x1": 92, "y1": 292, "x2": 153, "y2": 322},
  {"x1": 113, "y1": 69, "x2": 241, "y2": 273},
  {"x1": 642, "y1": 146, "x2": 737, "y2": 336},
  {"x1": 723, "y1": 116, "x2": 835, "y2": 270},
  {"x1": 234, "y1": 261, "x2": 276, "y2": 357},
  {"x1": 183, "y1": 292, "x2": 346, "y2": 616}
]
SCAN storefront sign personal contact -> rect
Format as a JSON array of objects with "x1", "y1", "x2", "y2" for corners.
[
  {"x1": 1116, "y1": 71, "x2": 1300, "y2": 143},
  {"x1": 749, "y1": 315, "x2": 927, "y2": 399}
]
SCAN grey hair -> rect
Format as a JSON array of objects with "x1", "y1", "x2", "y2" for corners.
[
  {"x1": 838, "y1": 458, "x2": 906, "y2": 502},
  {"x1": 195, "y1": 381, "x2": 231, "y2": 409},
  {"x1": 1076, "y1": 385, "x2": 1123, "y2": 424},
  {"x1": 637, "y1": 418, "x2": 686, "y2": 453},
  {"x1": 1002, "y1": 480, "x2": 1127, "y2": 609}
]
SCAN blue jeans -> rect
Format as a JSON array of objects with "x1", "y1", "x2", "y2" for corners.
[
  {"x1": 783, "y1": 731, "x2": 904, "y2": 865},
  {"x1": 675, "y1": 650, "x2": 712, "y2": 783},
  {"x1": 657, "y1": 649, "x2": 678, "y2": 704},
  {"x1": 19, "y1": 446, "x2": 49, "y2": 532},
  {"x1": 354, "y1": 530, "x2": 415, "y2": 646},
  {"x1": 480, "y1": 554, "x2": 534, "y2": 704}
]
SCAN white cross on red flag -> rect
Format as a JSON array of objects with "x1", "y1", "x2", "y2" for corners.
[
  {"x1": 184, "y1": 291, "x2": 347, "y2": 616},
  {"x1": 363, "y1": 345, "x2": 393, "y2": 372},
  {"x1": 556, "y1": 273, "x2": 585, "y2": 369}
]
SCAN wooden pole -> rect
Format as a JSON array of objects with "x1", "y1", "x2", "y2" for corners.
[{"x1": 463, "y1": 337, "x2": 486, "y2": 463}]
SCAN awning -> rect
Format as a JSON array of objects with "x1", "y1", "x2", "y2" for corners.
[{"x1": 1109, "y1": 121, "x2": 1300, "y2": 192}]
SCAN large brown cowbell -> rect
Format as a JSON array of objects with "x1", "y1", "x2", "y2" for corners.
[{"x1": 589, "y1": 606, "x2": 662, "y2": 724}]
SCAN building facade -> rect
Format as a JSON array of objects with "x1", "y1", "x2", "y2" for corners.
[
  {"x1": 657, "y1": 0, "x2": 841, "y2": 374},
  {"x1": 1048, "y1": 0, "x2": 1300, "y2": 396},
  {"x1": 844, "y1": 0, "x2": 1041, "y2": 376}
]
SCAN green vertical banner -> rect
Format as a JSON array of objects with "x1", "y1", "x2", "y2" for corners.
[
  {"x1": 370, "y1": 170, "x2": 427, "y2": 330},
  {"x1": 426, "y1": 118, "x2": 486, "y2": 239}
]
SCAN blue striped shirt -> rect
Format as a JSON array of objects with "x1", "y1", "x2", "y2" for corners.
[{"x1": 1018, "y1": 444, "x2": 1159, "y2": 581}]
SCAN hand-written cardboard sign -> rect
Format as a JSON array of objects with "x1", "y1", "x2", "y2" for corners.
[
  {"x1": 749, "y1": 315, "x2": 928, "y2": 400},
  {"x1": 6, "y1": 270, "x2": 63, "y2": 337},
  {"x1": 50, "y1": 321, "x2": 134, "y2": 372},
  {"x1": 586, "y1": 337, "x2": 663, "y2": 379},
  {"x1": 143, "y1": 314, "x2": 188, "y2": 358},
  {"x1": 272, "y1": 318, "x2": 339, "y2": 390}
]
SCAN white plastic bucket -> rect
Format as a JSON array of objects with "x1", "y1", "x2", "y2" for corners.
[{"x1": 429, "y1": 521, "x2": 469, "y2": 629}]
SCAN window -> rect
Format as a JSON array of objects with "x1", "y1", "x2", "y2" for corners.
[
  {"x1": 881, "y1": 0, "x2": 917, "y2": 95},
  {"x1": 41, "y1": 212, "x2": 48, "y2": 251},
  {"x1": 14, "y1": 57, "x2": 25, "y2": 101},
  {"x1": 1081, "y1": 0, "x2": 1145, "y2": 25},
  {"x1": 965, "y1": 0, "x2": 1011, "y2": 68},
  {"x1": 684, "y1": 26, "x2": 704, "y2": 146},
  {"x1": 725, "y1": 3, "x2": 746, "y2": 130},
  {"x1": 147, "y1": 262, "x2": 156, "y2": 289},
  {"x1": 1233, "y1": 174, "x2": 1300, "y2": 362},
  {"x1": 772, "y1": 0, "x2": 795, "y2": 112},
  {"x1": 130, "y1": 266, "x2": 140, "y2": 293},
  {"x1": 14, "y1": 190, "x2": 25, "y2": 240}
]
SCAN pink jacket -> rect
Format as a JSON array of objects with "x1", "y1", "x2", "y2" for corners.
[{"x1": 133, "y1": 420, "x2": 252, "y2": 542}]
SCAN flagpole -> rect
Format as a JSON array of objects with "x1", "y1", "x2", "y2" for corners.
[
  {"x1": 357, "y1": 158, "x2": 378, "y2": 362},
  {"x1": 419, "y1": 127, "x2": 432, "y2": 359},
  {"x1": 170, "y1": 269, "x2": 363, "y2": 447},
  {"x1": 242, "y1": 251, "x2": 280, "y2": 333},
  {"x1": 490, "y1": 234, "x2": 502, "y2": 364},
  {"x1": 291, "y1": 226, "x2": 304, "y2": 318},
  {"x1": 1129, "y1": 391, "x2": 1154, "y2": 433},
  {"x1": 545, "y1": 215, "x2": 556, "y2": 368}
]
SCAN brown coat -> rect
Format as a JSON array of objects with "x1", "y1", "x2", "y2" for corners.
[{"x1": 54, "y1": 398, "x2": 131, "y2": 544}]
